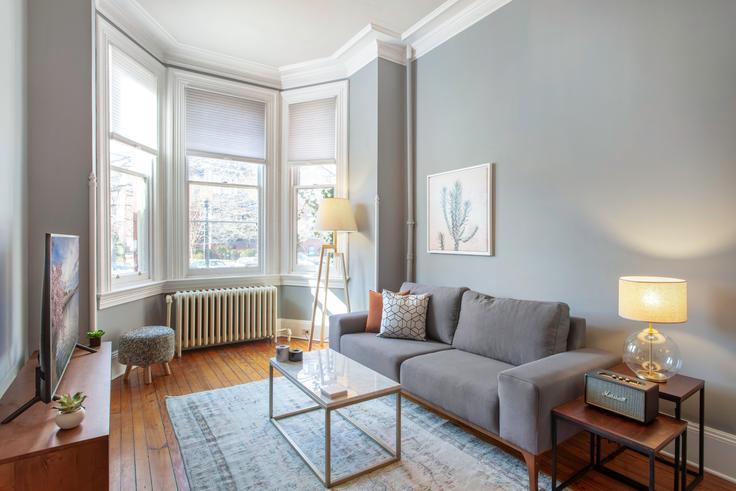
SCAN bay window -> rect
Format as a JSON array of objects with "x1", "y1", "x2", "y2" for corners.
[
  {"x1": 170, "y1": 70, "x2": 277, "y2": 280},
  {"x1": 282, "y1": 82, "x2": 348, "y2": 275},
  {"x1": 184, "y1": 88, "x2": 265, "y2": 272},
  {"x1": 97, "y1": 18, "x2": 164, "y2": 296}
]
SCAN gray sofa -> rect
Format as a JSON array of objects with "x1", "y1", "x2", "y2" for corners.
[{"x1": 329, "y1": 282, "x2": 620, "y2": 490}]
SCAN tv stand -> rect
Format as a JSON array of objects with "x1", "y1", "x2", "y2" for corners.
[{"x1": 0, "y1": 342, "x2": 110, "y2": 490}]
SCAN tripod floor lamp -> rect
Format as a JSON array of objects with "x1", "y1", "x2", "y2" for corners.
[{"x1": 307, "y1": 198, "x2": 357, "y2": 351}]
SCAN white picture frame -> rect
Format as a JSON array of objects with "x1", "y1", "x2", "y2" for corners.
[{"x1": 427, "y1": 163, "x2": 493, "y2": 256}]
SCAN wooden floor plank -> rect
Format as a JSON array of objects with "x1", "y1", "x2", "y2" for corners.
[
  {"x1": 130, "y1": 369, "x2": 153, "y2": 491},
  {"x1": 110, "y1": 339, "x2": 735, "y2": 491}
]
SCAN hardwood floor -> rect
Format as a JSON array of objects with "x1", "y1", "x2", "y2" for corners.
[{"x1": 109, "y1": 340, "x2": 735, "y2": 490}]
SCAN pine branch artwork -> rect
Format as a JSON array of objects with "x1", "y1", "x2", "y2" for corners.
[{"x1": 440, "y1": 181, "x2": 479, "y2": 251}]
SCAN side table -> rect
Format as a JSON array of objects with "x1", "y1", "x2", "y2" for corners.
[
  {"x1": 612, "y1": 363, "x2": 705, "y2": 490},
  {"x1": 552, "y1": 398, "x2": 688, "y2": 491}
]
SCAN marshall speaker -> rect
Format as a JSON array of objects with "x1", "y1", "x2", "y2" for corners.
[{"x1": 584, "y1": 369, "x2": 659, "y2": 423}]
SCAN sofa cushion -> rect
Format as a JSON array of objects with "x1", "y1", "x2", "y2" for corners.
[
  {"x1": 339, "y1": 332, "x2": 452, "y2": 381},
  {"x1": 401, "y1": 349, "x2": 513, "y2": 433},
  {"x1": 400, "y1": 282, "x2": 469, "y2": 344},
  {"x1": 452, "y1": 291, "x2": 571, "y2": 366}
]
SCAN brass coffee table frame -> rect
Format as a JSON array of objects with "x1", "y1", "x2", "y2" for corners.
[{"x1": 269, "y1": 362, "x2": 401, "y2": 488}]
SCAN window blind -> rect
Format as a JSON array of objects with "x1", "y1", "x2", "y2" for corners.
[
  {"x1": 110, "y1": 45, "x2": 158, "y2": 151},
  {"x1": 288, "y1": 97, "x2": 336, "y2": 162},
  {"x1": 186, "y1": 88, "x2": 266, "y2": 161}
]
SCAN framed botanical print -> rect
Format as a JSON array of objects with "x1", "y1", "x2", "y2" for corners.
[{"x1": 427, "y1": 163, "x2": 493, "y2": 255}]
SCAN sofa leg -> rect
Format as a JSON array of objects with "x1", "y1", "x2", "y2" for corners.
[{"x1": 522, "y1": 451, "x2": 539, "y2": 491}]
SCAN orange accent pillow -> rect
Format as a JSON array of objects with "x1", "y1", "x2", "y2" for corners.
[{"x1": 366, "y1": 289, "x2": 409, "y2": 332}]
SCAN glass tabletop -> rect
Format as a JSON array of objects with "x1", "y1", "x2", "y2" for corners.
[{"x1": 271, "y1": 349, "x2": 400, "y2": 407}]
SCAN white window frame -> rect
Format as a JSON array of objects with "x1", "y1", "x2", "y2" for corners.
[
  {"x1": 169, "y1": 69, "x2": 279, "y2": 280},
  {"x1": 96, "y1": 17, "x2": 166, "y2": 294},
  {"x1": 280, "y1": 81, "x2": 349, "y2": 279}
]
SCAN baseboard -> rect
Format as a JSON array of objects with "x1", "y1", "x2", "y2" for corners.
[
  {"x1": 661, "y1": 420, "x2": 736, "y2": 483},
  {"x1": 278, "y1": 318, "x2": 324, "y2": 342}
]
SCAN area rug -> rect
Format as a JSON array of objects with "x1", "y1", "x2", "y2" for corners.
[{"x1": 166, "y1": 378, "x2": 551, "y2": 490}]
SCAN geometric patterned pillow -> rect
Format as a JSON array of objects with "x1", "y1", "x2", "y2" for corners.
[{"x1": 377, "y1": 291, "x2": 430, "y2": 341}]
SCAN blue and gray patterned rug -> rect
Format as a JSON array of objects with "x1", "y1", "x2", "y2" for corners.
[{"x1": 166, "y1": 378, "x2": 551, "y2": 490}]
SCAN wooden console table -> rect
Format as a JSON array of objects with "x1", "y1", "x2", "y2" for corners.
[{"x1": 0, "y1": 342, "x2": 111, "y2": 490}]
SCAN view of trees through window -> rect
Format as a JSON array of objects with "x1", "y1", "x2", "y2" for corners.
[
  {"x1": 187, "y1": 155, "x2": 261, "y2": 269},
  {"x1": 109, "y1": 139, "x2": 153, "y2": 277},
  {"x1": 294, "y1": 164, "x2": 336, "y2": 269}
]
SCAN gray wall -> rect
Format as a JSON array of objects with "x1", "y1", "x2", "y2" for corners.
[
  {"x1": 280, "y1": 286, "x2": 346, "y2": 321},
  {"x1": 0, "y1": 0, "x2": 27, "y2": 395},
  {"x1": 414, "y1": 0, "x2": 736, "y2": 433},
  {"x1": 376, "y1": 59, "x2": 407, "y2": 291},
  {"x1": 97, "y1": 296, "x2": 166, "y2": 350},
  {"x1": 27, "y1": 0, "x2": 94, "y2": 351},
  {"x1": 348, "y1": 60, "x2": 379, "y2": 311},
  {"x1": 348, "y1": 58, "x2": 407, "y2": 310}
]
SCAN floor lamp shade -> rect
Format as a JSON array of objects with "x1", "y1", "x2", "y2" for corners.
[
  {"x1": 316, "y1": 198, "x2": 357, "y2": 232},
  {"x1": 619, "y1": 276, "x2": 687, "y2": 382}
]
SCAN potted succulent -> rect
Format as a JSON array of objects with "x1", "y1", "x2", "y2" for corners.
[
  {"x1": 86, "y1": 329, "x2": 105, "y2": 348},
  {"x1": 53, "y1": 392, "x2": 87, "y2": 430}
]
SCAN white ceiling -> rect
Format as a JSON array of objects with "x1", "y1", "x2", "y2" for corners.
[{"x1": 135, "y1": 0, "x2": 447, "y2": 67}]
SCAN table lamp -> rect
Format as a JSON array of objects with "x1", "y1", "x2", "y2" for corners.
[
  {"x1": 618, "y1": 276, "x2": 687, "y2": 382},
  {"x1": 308, "y1": 198, "x2": 357, "y2": 351}
]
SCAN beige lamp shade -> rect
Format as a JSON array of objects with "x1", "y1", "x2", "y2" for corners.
[
  {"x1": 315, "y1": 198, "x2": 357, "y2": 232},
  {"x1": 618, "y1": 276, "x2": 687, "y2": 323}
]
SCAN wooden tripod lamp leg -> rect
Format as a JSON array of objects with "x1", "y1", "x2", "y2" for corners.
[
  {"x1": 308, "y1": 247, "x2": 326, "y2": 351},
  {"x1": 320, "y1": 252, "x2": 331, "y2": 347},
  {"x1": 338, "y1": 252, "x2": 351, "y2": 312}
]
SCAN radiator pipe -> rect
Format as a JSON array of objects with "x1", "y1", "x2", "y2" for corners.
[{"x1": 405, "y1": 46, "x2": 416, "y2": 282}]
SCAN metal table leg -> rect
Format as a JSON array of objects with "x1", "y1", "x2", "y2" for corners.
[
  {"x1": 649, "y1": 453, "x2": 656, "y2": 491},
  {"x1": 551, "y1": 413, "x2": 557, "y2": 490},
  {"x1": 325, "y1": 408, "x2": 331, "y2": 487},
  {"x1": 396, "y1": 392, "x2": 402, "y2": 459},
  {"x1": 268, "y1": 364, "x2": 273, "y2": 419},
  {"x1": 682, "y1": 429, "x2": 688, "y2": 491}
]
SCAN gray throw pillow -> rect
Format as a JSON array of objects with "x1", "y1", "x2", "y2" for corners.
[{"x1": 378, "y1": 291, "x2": 430, "y2": 341}]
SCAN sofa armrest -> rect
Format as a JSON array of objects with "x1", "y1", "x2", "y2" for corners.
[
  {"x1": 498, "y1": 348, "x2": 620, "y2": 455},
  {"x1": 328, "y1": 312, "x2": 368, "y2": 352}
]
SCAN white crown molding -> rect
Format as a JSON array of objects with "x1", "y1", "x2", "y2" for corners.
[
  {"x1": 95, "y1": 0, "x2": 514, "y2": 88},
  {"x1": 404, "y1": 0, "x2": 514, "y2": 59}
]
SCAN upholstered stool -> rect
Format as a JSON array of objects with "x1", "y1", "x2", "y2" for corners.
[{"x1": 119, "y1": 325, "x2": 175, "y2": 384}]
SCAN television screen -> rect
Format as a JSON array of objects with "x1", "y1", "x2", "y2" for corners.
[{"x1": 40, "y1": 233, "x2": 80, "y2": 402}]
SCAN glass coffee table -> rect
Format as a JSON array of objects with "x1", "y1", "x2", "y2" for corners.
[{"x1": 269, "y1": 349, "x2": 401, "y2": 488}]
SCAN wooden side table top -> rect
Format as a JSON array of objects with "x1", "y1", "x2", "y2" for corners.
[
  {"x1": 610, "y1": 363, "x2": 704, "y2": 402},
  {"x1": 553, "y1": 398, "x2": 687, "y2": 454}
]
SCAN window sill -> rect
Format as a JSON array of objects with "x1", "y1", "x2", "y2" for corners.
[
  {"x1": 97, "y1": 273, "x2": 349, "y2": 310},
  {"x1": 280, "y1": 273, "x2": 349, "y2": 289},
  {"x1": 98, "y1": 281, "x2": 167, "y2": 310}
]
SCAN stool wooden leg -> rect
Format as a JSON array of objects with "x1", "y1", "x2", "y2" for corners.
[
  {"x1": 145, "y1": 365, "x2": 152, "y2": 384},
  {"x1": 163, "y1": 362, "x2": 171, "y2": 375},
  {"x1": 124, "y1": 364, "x2": 132, "y2": 381}
]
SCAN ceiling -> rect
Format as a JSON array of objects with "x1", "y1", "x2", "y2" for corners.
[{"x1": 135, "y1": 0, "x2": 447, "y2": 67}]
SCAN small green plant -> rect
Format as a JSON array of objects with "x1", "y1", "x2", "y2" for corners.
[
  {"x1": 86, "y1": 329, "x2": 105, "y2": 339},
  {"x1": 53, "y1": 392, "x2": 87, "y2": 414}
]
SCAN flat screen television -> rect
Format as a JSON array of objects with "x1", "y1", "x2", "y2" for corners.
[{"x1": 39, "y1": 233, "x2": 80, "y2": 402}]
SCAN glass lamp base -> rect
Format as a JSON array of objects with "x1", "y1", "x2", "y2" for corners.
[
  {"x1": 623, "y1": 326, "x2": 682, "y2": 383},
  {"x1": 634, "y1": 368, "x2": 670, "y2": 383}
]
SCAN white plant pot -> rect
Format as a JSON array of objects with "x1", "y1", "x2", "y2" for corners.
[{"x1": 55, "y1": 407, "x2": 85, "y2": 430}]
